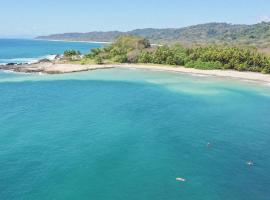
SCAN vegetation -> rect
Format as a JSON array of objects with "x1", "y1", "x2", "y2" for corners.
[
  {"x1": 64, "y1": 50, "x2": 81, "y2": 57},
  {"x1": 63, "y1": 50, "x2": 81, "y2": 61},
  {"x1": 37, "y1": 22, "x2": 270, "y2": 49},
  {"x1": 80, "y1": 35, "x2": 270, "y2": 74},
  {"x1": 84, "y1": 36, "x2": 150, "y2": 64}
]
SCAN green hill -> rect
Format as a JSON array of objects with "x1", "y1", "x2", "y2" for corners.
[{"x1": 36, "y1": 22, "x2": 270, "y2": 48}]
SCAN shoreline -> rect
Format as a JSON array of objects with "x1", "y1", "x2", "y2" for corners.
[
  {"x1": 118, "y1": 64, "x2": 270, "y2": 84},
  {"x1": 34, "y1": 39, "x2": 160, "y2": 46},
  {"x1": 1, "y1": 62, "x2": 270, "y2": 84},
  {"x1": 34, "y1": 38, "x2": 111, "y2": 44}
]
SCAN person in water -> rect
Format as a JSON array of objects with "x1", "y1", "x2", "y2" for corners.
[
  {"x1": 207, "y1": 142, "x2": 212, "y2": 148},
  {"x1": 246, "y1": 161, "x2": 254, "y2": 166},
  {"x1": 176, "y1": 177, "x2": 186, "y2": 182}
]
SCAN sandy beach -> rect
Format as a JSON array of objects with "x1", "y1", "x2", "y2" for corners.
[
  {"x1": 119, "y1": 64, "x2": 270, "y2": 84},
  {"x1": 1, "y1": 62, "x2": 270, "y2": 84}
]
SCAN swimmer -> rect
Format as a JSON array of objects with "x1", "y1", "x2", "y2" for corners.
[
  {"x1": 207, "y1": 142, "x2": 212, "y2": 148},
  {"x1": 176, "y1": 177, "x2": 186, "y2": 182},
  {"x1": 246, "y1": 161, "x2": 254, "y2": 166}
]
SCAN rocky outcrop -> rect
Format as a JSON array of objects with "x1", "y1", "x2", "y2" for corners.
[
  {"x1": 0, "y1": 61, "x2": 115, "y2": 74},
  {"x1": 6, "y1": 63, "x2": 16, "y2": 66},
  {"x1": 38, "y1": 58, "x2": 52, "y2": 63}
]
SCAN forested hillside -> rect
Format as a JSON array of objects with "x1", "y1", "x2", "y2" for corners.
[{"x1": 37, "y1": 22, "x2": 270, "y2": 48}]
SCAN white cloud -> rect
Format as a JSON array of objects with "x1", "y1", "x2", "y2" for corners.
[{"x1": 259, "y1": 15, "x2": 270, "y2": 22}]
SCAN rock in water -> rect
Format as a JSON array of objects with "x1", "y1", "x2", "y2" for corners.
[
  {"x1": 38, "y1": 58, "x2": 51, "y2": 63},
  {"x1": 6, "y1": 63, "x2": 16, "y2": 66}
]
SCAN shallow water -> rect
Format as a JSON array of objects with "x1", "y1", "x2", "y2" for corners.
[{"x1": 0, "y1": 69, "x2": 270, "y2": 200}]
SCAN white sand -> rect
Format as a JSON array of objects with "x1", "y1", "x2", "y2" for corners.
[{"x1": 117, "y1": 64, "x2": 270, "y2": 84}]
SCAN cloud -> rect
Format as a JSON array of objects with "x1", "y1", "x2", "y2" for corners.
[{"x1": 259, "y1": 15, "x2": 270, "y2": 22}]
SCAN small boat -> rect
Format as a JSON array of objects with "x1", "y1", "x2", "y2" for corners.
[{"x1": 176, "y1": 177, "x2": 186, "y2": 182}]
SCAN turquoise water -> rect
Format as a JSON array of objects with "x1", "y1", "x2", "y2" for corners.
[
  {"x1": 0, "y1": 39, "x2": 103, "y2": 64},
  {"x1": 0, "y1": 69, "x2": 270, "y2": 200}
]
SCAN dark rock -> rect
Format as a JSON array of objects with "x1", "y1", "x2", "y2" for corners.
[
  {"x1": 38, "y1": 58, "x2": 51, "y2": 63},
  {"x1": 55, "y1": 54, "x2": 64, "y2": 60},
  {"x1": 6, "y1": 63, "x2": 16, "y2": 66}
]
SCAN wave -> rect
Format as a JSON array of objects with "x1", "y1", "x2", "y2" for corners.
[
  {"x1": 0, "y1": 55, "x2": 56, "y2": 65},
  {"x1": 0, "y1": 58, "x2": 39, "y2": 64}
]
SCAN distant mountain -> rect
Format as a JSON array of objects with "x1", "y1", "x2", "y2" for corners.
[
  {"x1": 36, "y1": 22, "x2": 270, "y2": 47},
  {"x1": 37, "y1": 31, "x2": 123, "y2": 43}
]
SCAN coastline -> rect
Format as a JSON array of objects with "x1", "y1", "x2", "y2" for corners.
[
  {"x1": 34, "y1": 38, "x2": 111, "y2": 44},
  {"x1": 35, "y1": 38, "x2": 159, "y2": 46},
  {"x1": 119, "y1": 64, "x2": 270, "y2": 84},
  {"x1": 1, "y1": 62, "x2": 270, "y2": 84}
]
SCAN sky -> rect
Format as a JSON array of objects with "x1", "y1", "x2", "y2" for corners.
[{"x1": 0, "y1": 0, "x2": 270, "y2": 38}]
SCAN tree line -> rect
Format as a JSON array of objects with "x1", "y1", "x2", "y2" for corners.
[{"x1": 79, "y1": 36, "x2": 270, "y2": 73}]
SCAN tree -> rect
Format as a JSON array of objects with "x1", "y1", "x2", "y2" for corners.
[
  {"x1": 95, "y1": 56, "x2": 103, "y2": 64},
  {"x1": 138, "y1": 51, "x2": 153, "y2": 63},
  {"x1": 64, "y1": 50, "x2": 81, "y2": 57}
]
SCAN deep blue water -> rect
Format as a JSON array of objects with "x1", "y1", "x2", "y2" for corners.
[
  {"x1": 0, "y1": 69, "x2": 270, "y2": 200},
  {"x1": 0, "y1": 39, "x2": 103, "y2": 64}
]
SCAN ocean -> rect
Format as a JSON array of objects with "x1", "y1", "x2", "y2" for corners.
[
  {"x1": 0, "y1": 39, "x2": 104, "y2": 64},
  {"x1": 0, "y1": 40, "x2": 270, "y2": 200}
]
